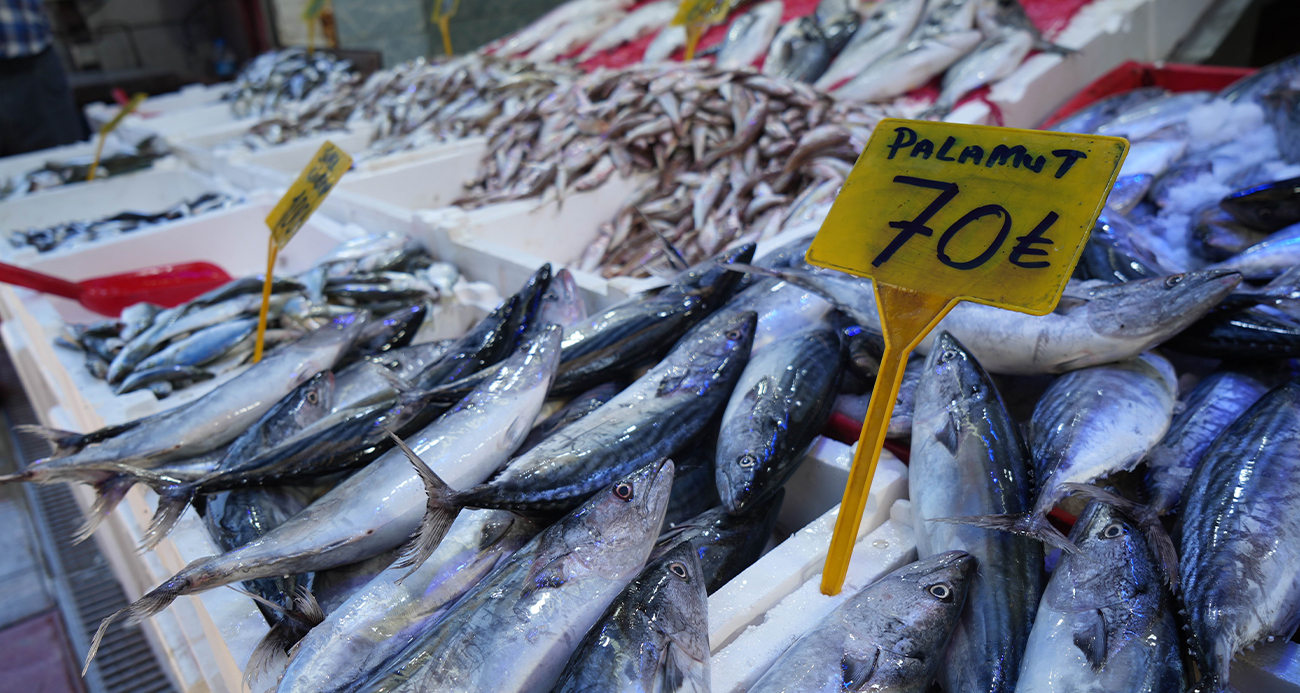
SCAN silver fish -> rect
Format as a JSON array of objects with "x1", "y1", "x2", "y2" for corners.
[
  {"x1": 748, "y1": 551, "x2": 975, "y2": 693},
  {"x1": 911, "y1": 332, "x2": 1042, "y2": 693},
  {"x1": 133, "y1": 318, "x2": 258, "y2": 372},
  {"x1": 1093, "y1": 91, "x2": 1214, "y2": 141},
  {"x1": 1016, "y1": 499, "x2": 1187, "y2": 693},
  {"x1": 1208, "y1": 222, "x2": 1300, "y2": 280},
  {"x1": 355, "y1": 458, "x2": 674, "y2": 693},
  {"x1": 551, "y1": 541, "x2": 710, "y2": 693},
  {"x1": 924, "y1": 27, "x2": 1034, "y2": 118},
  {"x1": 578, "y1": 0, "x2": 677, "y2": 60},
  {"x1": 277, "y1": 509, "x2": 540, "y2": 693},
  {"x1": 1180, "y1": 380, "x2": 1300, "y2": 692},
  {"x1": 716, "y1": 1, "x2": 784, "y2": 70},
  {"x1": 1046, "y1": 87, "x2": 1168, "y2": 134},
  {"x1": 816, "y1": 0, "x2": 926, "y2": 90}
]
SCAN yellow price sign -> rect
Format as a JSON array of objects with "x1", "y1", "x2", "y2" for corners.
[
  {"x1": 87, "y1": 92, "x2": 147, "y2": 182},
  {"x1": 808, "y1": 118, "x2": 1128, "y2": 595},
  {"x1": 255, "y1": 141, "x2": 352, "y2": 362},
  {"x1": 432, "y1": 0, "x2": 460, "y2": 55},
  {"x1": 671, "y1": 0, "x2": 734, "y2": 60}
]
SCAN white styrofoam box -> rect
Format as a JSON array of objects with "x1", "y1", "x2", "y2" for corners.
[
  {"x1": 0, "y1": 133, "x2": 169, "y2": 188},
  {"x1": 319, "y1": 136, "x2": 489, "y2": 233},
  {"x1": 215, "y1": 127, "x2": 378, "y2": 192},
  {"x1": 987, "y1": 0, "x2": 1218, "y2": 128},
  {"x1": 85, "y1": 83, "x2": 232, "y2": 128},
  {"x1": 354, "y1": 136, "x2": 487, "y2": 173},
  {"x1": 710, "y1": 514, "x2": 917, "y2": 693},
  {"x1": 0, "y1": 166, "x2": 237, "y2": 260},
  {"x1": 779, "y1": 436, "x2": 855, "y2": 532},
  {"x1": 115, "y1": 103, "x2": 245, "y2": 146},
  {"x1": 708, "y1": 453, "x2": 908, "y2": 652}
]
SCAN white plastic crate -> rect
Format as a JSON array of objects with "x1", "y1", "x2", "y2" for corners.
[
  {"x1": 84, "y1": 83, "x2": 233, "y2": 128},
  {"x1": 213, "y1": 127, "x2": 378, "y2": 192}
]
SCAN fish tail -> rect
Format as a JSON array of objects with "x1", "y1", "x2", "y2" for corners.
[
  {"x1": 387, "y1": 430, "x2": 461, "y2": 580},
  {"x1": 13, "y1": 424, "x2": 86, "y2": 457},
  {"x1": 239, "y1": 586, "x2": 324, "y2": 688},
  {"x1": 73, "y1": 474, "x2": 136, "y2": 544},
  {"x1": 138, "y1": 484, "x2": 195, "y2": 552},
  {"x1": 0, "y1": 468, "x2": 37, "y2": 485},
  {"x1": 85, "y1": 570, "x2": 195, "y2": 673},
  {"x1": 1061, "y1": 483, "x2": 1180, "y2": 588},
  {"x1": 1037, "y1": 39, "x2": 1076, "y2": 55},
  {"x1": 935, "y1": 512, "x2": 1080, "y2": 554}
]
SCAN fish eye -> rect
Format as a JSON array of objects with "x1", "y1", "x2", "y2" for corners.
[
  {"x1": 306, "y1": 391, "x2": 319, "y2": 404},
  {"x1": 613, "y1": 482, "x2": 634, "y2": 501},
  {"x1": 738, "y1": 454, "x2": 756, "y2": 468},
  {"x1": 1164, "y1": 275, "x2": 1184, "y2": 288},
  {"x1": 669, "y1": 562, "x2": 689, "y2": 580},
  {"x1": 928, "y1": 584, "x2": 953, "y2": 601},
  {"x1": 726, "y1": 329, "x2": 742, "y2": 340},
  {"x1": 1102, "y1": 522, "x2": 1125, "y2": 539},
  {"x1": 544, "y1": 291, "x2": 557, "y2": 302},
  {"x1": 939, "y1": 348, "x2": 959, "y2": 363}
]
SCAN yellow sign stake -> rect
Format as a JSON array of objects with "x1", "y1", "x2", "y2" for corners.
[
  {"x1": 807, "y1": 118, "x2": 1128, "y2": 595},
  {"x1": 672, "y1": 0, "x2": 734, "y2": 60},
  {"x1": 87, "y1": 92, "x2": 147, "y2": 182},
  {"x1": 255, "y1": 140, "x2": 353, "y2": 362},
  {"x1": 432, "y1": 0, "x2": 460, "y2": 56},
  {"x1": 303, "y1": 0, "x2": 329, "y2": 55}
]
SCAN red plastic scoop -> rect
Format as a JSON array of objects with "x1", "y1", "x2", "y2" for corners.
[{"x1": 0, "y1": 260, "x2": 233, "y2": 317}]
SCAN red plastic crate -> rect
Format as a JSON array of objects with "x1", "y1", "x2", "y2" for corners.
[{"x1": 1039, "y1": 60, "x2": 1255, "y2": 128}]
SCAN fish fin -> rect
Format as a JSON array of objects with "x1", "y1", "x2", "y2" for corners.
[
  {"x1": 85, "y1": 567, "x2": 199, "y2": 673},
  {"x1": 239, "y1": 586, "x2": 323, "y2": 688},
  {"x1": 388, "y1": 430, "x2": 460, "y2": 579},
  {"x1": 138, "y1": 484, "x2": 195, "y2": 552},
  {"x1": 73, "y1": 474, "x2": 136, "y2": 544},
  {"x1": 934, "y1": 411, "x2": 962, "y2": 455},
  {"x1": 649, "y1": 224, "x2": 690, "y2": 272},
  {"x1": 842, "y1": 649, "x2": 879, "y2": 690},
  {"x1": 243, "y1": 623, "x2": 292, "y2": 690},
  {"x1": 1073, "y1": 609, "x2": 1108, "y2": 672},
  {"x1": 935, "y1": 512, "x2": 1080, "y2": 554},
  {"x1": 0, "y1": 468, "x2": 37, "y2": 484},
  {"x1": 1036, "y1": 39, "x2": 1076, "y2": 55},
  {"x1": 521, "y1": 557, "x2": 568, "y2": 600},
  {"x1": 1061, "y1": 483, "x2": 1180, "y2": 588},
  {"x1": 369, "y1": 362, "x2": 415, "y2": 393},
  {"x1": 659, "y1": 642, "x2": 687, "y2": 693},
  {"x1": 13, "y1": 424, "x2": 88, "y2": 457}
]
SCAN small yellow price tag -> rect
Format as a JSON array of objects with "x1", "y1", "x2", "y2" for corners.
[
  {"x1": 87, "y1": 92, "x2": 147, "y2": 182},
  {"x1": 432, "y1": 0, "x2": 460, "y2": 55},
  {"x1": 255, "y1": 140, "x2": 351, "y2": 362},
  {"x1": 809, "y1": 118, "x2": 1128, "y2": 595},
  {"x1": 671, "y1": 0, "x2": 734, "y2": 59}
]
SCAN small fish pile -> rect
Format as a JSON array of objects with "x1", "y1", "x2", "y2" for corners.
[
  {"x1": 480, "y1": 0, "x2": 636, "y2": 62},
  {"x1": 452, "y1": 60, "x2": 887, "y2": 277},
  {"x1": 55, "y1": 232, "x2": 464, "y2": 399},
  {"x1": 225, "y1": 48, "x2": 358, "y2": 120},
  {"x1": 0, "y1": 136, "x2": 169, "y2": 202},
  {"x1": 9, "y1": 192, "x2": 240, "y2": 254}
]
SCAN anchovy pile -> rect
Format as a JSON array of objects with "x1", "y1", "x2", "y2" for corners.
[
  {"x1": 9, "y1": 192, "x2": 240, "y2": 254},
  {"x1": 0, "y1": 136, "x2": 169, "y2": 202},
  {"x1": 225, "y1": 48, "x2": 358, "y2": 120},
  {"x1": 55, "y1": 232, "x2": 463, "y2": 399},
  {"x1": 453, "y1": 61, "x2": 887, "y2": 277}
]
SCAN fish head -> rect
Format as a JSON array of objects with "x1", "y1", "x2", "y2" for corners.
[
  {"x1": 539, "y1": 268, "x2": 587, "y2": 328},
  {"x1": 1083, "y1": 270, "x2": 1241, "y2": 342},
  {"x1": 667, "y1": 311, "x2": 758, "y2": 396},
  {"x1": 286, "y1": 371, "x2": 336, "y2": 430},
  {"x1": 1052, "y1": 500, "x2": 1153, "y2": 610},
  {"x1": 668, "y1": 243, "x2": 757, "y2": 308},
  {"x1": 640, "y1": 541, "x2": 710, "y2": 634},
  {"x1": 292, "y1": 310, "x2": 373, "y2": 372},
  {"x1": 1221, "y1": 176, "x2": 1300, "y2": 231},
  {"x1": 854, "y1": 551, "x2": 973, "y2": 666},
  {"x1": 915, "y1": 332, "x2": 999, "y2": 454},
  {"x1": 573, "y1": 458, "x2": 675, "y2": 581}
]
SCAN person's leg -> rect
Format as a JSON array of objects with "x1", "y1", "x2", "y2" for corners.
[{"x1": 0, "y1": 47, "x2": 86, "y2": 157}]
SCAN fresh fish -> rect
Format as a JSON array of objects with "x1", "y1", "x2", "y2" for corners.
[
  {"x1": 1219, "y1": 175, "x2": 1300, "y2": 232},
  {"x1": 106, "y1": 304, "x2": 185, "y2": 384},
  {"x1": 1046, "y1": 87, "x2": 1169, "y2": 134},
  {"x1": 1207, "y1": 222, "x2": 1300, "y2": 279},
  {"x1": 819, "y1": 7, "x2": 860, "y2": 56},
  {"x1": 1180, "y1": 380, "x2": 1300, "y2": 692},
  {"x1": 747, "y1": 551, "x2": 975, "y2": 693},
  {"x1": 662, "y1": 439, "x2": 721, "y2": 529},
  {"x1": 153, "y1": 294, "x2": 286, "y2": 345},
  {"x1": 1093, "y1": 91, "x2": 1214, "y2": 141},
  {"x1": 83, "y1": 325, "x2": 564, "y2": 664},
  {"x1": 1168, "y1": 305, "x2": 1300, "y2": 359},
  {"x1": 331, "y1": 340, "x2": 454, "y2": 413},
  {"x1": 715, "y1": 1, "x2": 784, "y2": 70},
  {"x1": 9, "y1": 314, "x2": 367, "y2": 489},
  {"x1": 741, "y1": 265, "x2": 1242, "y2": 374},
  {"x1": 1190, "y1": 204, "x2": 1269, "y2": 262},
  {"x1": 834, "y1": 28, "x2": 983, "y2": 102},
  {"x1": 652, "y1": 489, "x2": 782, "y2": 594},
  {"x1": 1107, "y1": 173, "x2": 1155, "y2": 216},
  {"x1": 910, "y1": 332, "x2": 1042, "y2": 693},
  {"x1": 518, "y1": 382, "x2": 620, "y2": 453},
  {"x1": 577, "y1": 0, "x2": 677, "y2": 60},
  {"x1": 1016, "y1": 499, "x2": 1187, "y2": 693},
  {"x1": 119, "y1": 302, "x2": 160, "y2": 342},
  {"x1": 1117, "y1": 137, "x2": 1189, "y2": 178},
  {"x1": 887, "y1": 354, "x2": 925, "y2": 438},
  {"x1": 527, "y1": 11, "x2": 625, "y2": 62},
  {"x1": 551, "y1": 541, "x2": 710, "y2": 693},
  {"x1": 1144, "y1": 370, "x2": 1269, "y2": 515},
  {"x1": 764, "y1": 17, "x2": 831, "y2": 84},
  {"x1": 346, "y1": 304, "x2": 427, "y2": 359},
  {"x1": 405, "y1": 311, "x2": 754, "y2": 560},
  {"x1": 276, "y1": 509, "x2": 541, "y2": 693},
  {"x1": 133, "y1": 318, "x2": 258, "y2": 372},
  {"x1": 716, "y1": 322, "x2": 843, "y2": 514},
  {"x1": 645, "y1": 25, "x2": 687, "y2": 62},
  {"x1": 1262, "y1": 88, "x2": 1300, "y2": 162},
  {"x1": 354, "y1": 458, "x2": 674, "y2": 693},
  {"x1": 923, "y1": 28, "x2": 1034, "y2": 118},
  {"x1": 116, "y1": 365, "x2": 215, "y2": 395},
  {"x1": 960, "y1": 353, "x2": 1177, "y2": 553},
  {"x1": 1218, "y1": 52, "x2": 1300, "y2": 104},
  {"x1": 816, "y1": 0, "x2": 926, "y2": 91},
  {"x1": 976, "y1": 0, "x2": 1071, "y2": 54},
  {"x1": 488, "y1": 0, "x2": 626, "y2": 57}
]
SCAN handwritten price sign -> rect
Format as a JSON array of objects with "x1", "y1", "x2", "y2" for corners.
[
  {"x1": 266, "y1": 141, "x2": 352, "y2": 250},
  {"x1": 809, "y1": 119, "x2": 1127, "y2": 595}
]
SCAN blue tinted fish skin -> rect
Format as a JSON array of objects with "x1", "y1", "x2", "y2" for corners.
[
  {"x1": 517, "y1": 382, "x2": 620, "y2": 454},
  {"x1": 716, "y1": 321, "x2": 844, "y2": 514},
  {"x1": 1144, "y1": 371, "x2": 1269, "y2": 514},
  {"x1": 910, "y1": 332, "x2": 1042, "y2": 693},
  {"x1": 550, "y1": 542, "x2": 710, "y2": 693},
  {"x1": 117, "y1": 365, "x2": 215, "y2": 395},
  {"x1": 1016, "y1": 501, "x2": 1187, "y2": 693},
  {"x1": 345, "y1": 304, "x2": 427, "y2": 360},
  {"x1": 652, "y1": 488, "x2": 782, "y2": 594},
  {"x1": 1219, "y1": 176, "x2": 1300, "y2": 233},
  {"x1": 1180, "y1": 380, "x2": 1300, "y2": 692},
  {"x1": 1168, "y1": 306, "x2": 1300, "y2": 359},
  {"x1": 1046, "y1": 87, "x2": 1167, "y2": 133}
]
